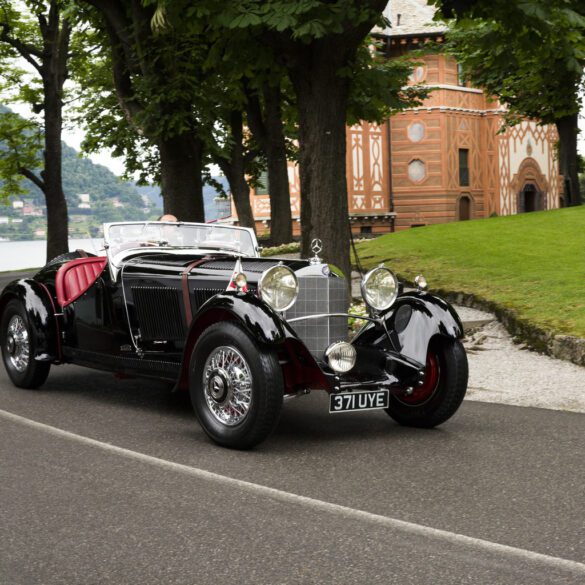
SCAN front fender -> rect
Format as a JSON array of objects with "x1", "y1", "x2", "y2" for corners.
[
  {"x1": 0, "y1": 279, "x2": 59, "y2": 361},
  {"x1": 191, "y1": 291, "x2": 289, "y2": 345},
  {"x1": 176, "y1": 291, "x2": 288, "y2": 390},
  {"x1": 387, "y1": 292, "x2": 464, "y2": 365},
  {"x1": 176, "y1": 291, "x2": 331, "y2": 394}
]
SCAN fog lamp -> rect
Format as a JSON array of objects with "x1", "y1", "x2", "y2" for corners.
[{"x1": 325, "y1": 341, "x2": 357, "y2": 373}]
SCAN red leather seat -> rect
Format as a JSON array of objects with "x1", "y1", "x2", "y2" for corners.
[{"x1": 55, "y1": 257, "x2": 107, "y2": 307}]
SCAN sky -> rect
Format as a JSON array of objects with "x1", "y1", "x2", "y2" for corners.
[{"x1": 8, "y1": 97, "x2": 128, "y2": 177}]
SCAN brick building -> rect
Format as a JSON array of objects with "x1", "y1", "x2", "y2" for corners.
[{"x1": 224, "y1": 0, "x2": 561, "y2": 235}]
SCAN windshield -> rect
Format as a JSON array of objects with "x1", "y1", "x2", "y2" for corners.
[{"x1": 105, "y1": 222, "x2": 257, "y2": 258}]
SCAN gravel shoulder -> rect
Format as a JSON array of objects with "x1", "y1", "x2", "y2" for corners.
[{"x1": 457, "y1": 305, "x2": 585, "y2": 413}]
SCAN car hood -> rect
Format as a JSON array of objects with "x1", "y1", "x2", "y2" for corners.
[{"x1": 122, "y1": 252, "x2": 310, "y2": 285}]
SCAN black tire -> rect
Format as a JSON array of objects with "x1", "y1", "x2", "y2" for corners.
[
  {"x1": 386, "y1": 338, "x2": 468, "y2": 428},
  {"x1": 45, "y1": 250, "x2": 95, "y2": 269},
  {"x1": 1, "y1": 300, "x2": 50, "y2": 389},
  {"x1": 189, "y1": 321, "x2": 283, "y2": 449}
]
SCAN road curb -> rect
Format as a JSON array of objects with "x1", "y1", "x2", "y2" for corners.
[{"x1": 436, "y1": 289, "x2": 585, "y2": 368}]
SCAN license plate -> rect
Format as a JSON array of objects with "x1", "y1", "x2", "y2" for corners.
[{"x1": 329, "y1": 390, "x2": 389, "y2": 413}]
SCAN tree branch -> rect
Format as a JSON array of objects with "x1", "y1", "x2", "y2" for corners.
[
  {"x1": 83, "y1": 0, "x2": 140, "y2": 75},
  {"x1": 109, "y1": 35, "x2": 143, "y2": 122},
  {"x1": 0, "y1": 22, "x2": 43, "y2": 73},
  {"x1": 57, "y1": 18, "x2": 72, "y2": 84},
  {"x1": 36, "y1": 9, "x2": 48, "y2": 38},
  {"x1": 19, "y1": 166, "x2": 46, "y2": 192}
]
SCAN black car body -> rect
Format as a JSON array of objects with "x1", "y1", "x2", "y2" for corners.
[{"x1": 1, "y1": 222, "x2": 468, "y2": 448}]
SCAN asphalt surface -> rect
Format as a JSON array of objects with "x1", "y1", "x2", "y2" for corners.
[
  {"x1": 1, "y1": 361, "x2": 585, "y2": 585},
  {"x1": 2, "y1": 270, "x2": 585, "y2": 584}
]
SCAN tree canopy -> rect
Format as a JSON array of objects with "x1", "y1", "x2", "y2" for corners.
[
  {"x1": 436, "y1": 0, "x2": 584, "y2": 204},
  {"x1": 0, "y1": 0, "x2": 77, "y2": 259}
]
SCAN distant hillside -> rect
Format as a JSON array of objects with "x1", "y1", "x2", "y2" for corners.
[
  {"x1": 61, "y1": 143, "x2": 145, "y2": 212},
  {"x1": 1, "y1": 104, "x2": 149, "y2": 219},
  {"x1": 1, "y1": 104, "x2": 230, "y2": 223}
]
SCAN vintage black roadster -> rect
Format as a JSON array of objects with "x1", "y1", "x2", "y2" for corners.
[{"x1": 0, "y1": 221, "x2": 468, "y2": 448}]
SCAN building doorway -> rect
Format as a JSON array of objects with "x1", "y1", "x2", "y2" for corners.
[
  {"x1": 458, "y1": 195, "x2": 472, "y2": 221},
  {"x1": 518, "y1": 183, "x2": 543, "y2": 213}
]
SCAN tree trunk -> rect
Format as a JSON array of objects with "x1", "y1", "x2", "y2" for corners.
[
  {"x1": 216, "y1": 111, "x2": 255, "y2": 230},
  {"x1": 42, "y1": 87, "x2": 69, "y2": 262},
  {"x1": 158, "y1": 133, "x2": 205, "y2": 221},
  {"x1": 226, "y1": 168, "x2": 255, "y2": 230},
  {"x1": 263, "y1": 84, "x2": 293, "y2": 245},
  {"x1": 290, "y1": 45, "x2": 351, "y2": 282},
  {"x1": 556, "y1": 114, "x2": 581, "y2": 206}
]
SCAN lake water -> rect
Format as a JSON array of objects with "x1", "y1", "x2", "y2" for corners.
[{"x1": 0, "y1": 238, "x2": 104, "y2": 272}]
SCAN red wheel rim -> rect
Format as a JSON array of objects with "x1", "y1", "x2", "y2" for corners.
[{"x1": 397, "y1": 351, "x2": 440, "y2": 405}]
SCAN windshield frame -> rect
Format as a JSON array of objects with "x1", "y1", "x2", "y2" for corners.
[{"x1": 103, "y1": 221, "x2": 259, "y2": 279}]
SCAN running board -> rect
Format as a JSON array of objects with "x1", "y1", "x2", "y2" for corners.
[{"x1": 62, "y1": 348, "x2": 181, "y2": 381}]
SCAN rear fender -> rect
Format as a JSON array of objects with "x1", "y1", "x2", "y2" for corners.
[{"x1": 0, "y1": 279, "x2": 60, "y2": 362}]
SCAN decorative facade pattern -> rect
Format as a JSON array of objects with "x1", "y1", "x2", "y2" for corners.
[
  {"x1": 229, "y1": 6, "x2": 561, "y2": 236},
  {"x1": 346, "y1": 121, "x2": 391, "y2": 227},
  {"x1": 369, "y1": 124, "x2": 384, "y2": 196},
  {"x1": 498, "y1": 121, "x2": 560, "y2": 214}
]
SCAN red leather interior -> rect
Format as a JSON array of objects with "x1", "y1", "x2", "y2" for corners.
[{"x1": 55, "y1": 257, "x2": 107, "y2": 307}]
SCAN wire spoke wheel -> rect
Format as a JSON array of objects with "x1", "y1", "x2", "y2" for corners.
[
  {"x1": 203, "y1": 345, "x2": 253, "y2": 426},
  {"x1": 1, "y1": 300, "x2": 50, "y2": 389},
  {"x1": 6, "y1": 315, "x2": 30, "y2": 373},
  {"x1": 190, "y1": 322, "x2": 283, "y2": 449}
]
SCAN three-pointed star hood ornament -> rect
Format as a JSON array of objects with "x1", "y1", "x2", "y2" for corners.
[
  {"x1": 227, "y1": 257, "x2": 248, "y2": 292},
  {"x1": 310, "y1": 238, "x2": 323, "y2": 265}
]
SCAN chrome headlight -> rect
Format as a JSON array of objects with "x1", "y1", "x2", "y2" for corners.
[
  {"x1": 259, "y1": 265, "x2": 299, "y2": 312},
  {"x1": 361, "y1": 267, "x2": 399, "y2": 312}
]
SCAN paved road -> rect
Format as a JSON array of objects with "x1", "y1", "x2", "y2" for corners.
[
  {"x1": 2, "y1": 270, "x2": 585, "y2": 583},
  {"x1": 1, "y1": 361, "x2": 585, "y2": 584},
  {"x1": 0, "y1": 271, "x2": 34, "y2": 288}
]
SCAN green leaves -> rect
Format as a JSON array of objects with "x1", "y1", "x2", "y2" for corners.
[
  {"x1": 294, "y1": 19, "x2": 327, "y2": 38},
  {"x1": 346, "y1": 38, "x2": 429, "y2": 125},
  {"x1": 0, "y1": 109, "x2": 43, "y2": 201},
  {"x1": 444, "y1": 0, "x2": 585, "y2": 126},
  {"x1": 229, "y1": 11, "x2": 263, "y2": 29},
  {"x1": 213, "y1": 0, "x2": 383, "y2": 41}
]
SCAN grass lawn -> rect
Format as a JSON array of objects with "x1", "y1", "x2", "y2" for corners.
[{"x1": 355, "y1": 206, "x2": 585, "y2": 339}]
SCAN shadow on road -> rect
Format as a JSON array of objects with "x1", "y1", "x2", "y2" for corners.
[{"x1": 14, "y1": 364, "x2": 463, "y2": 449}]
